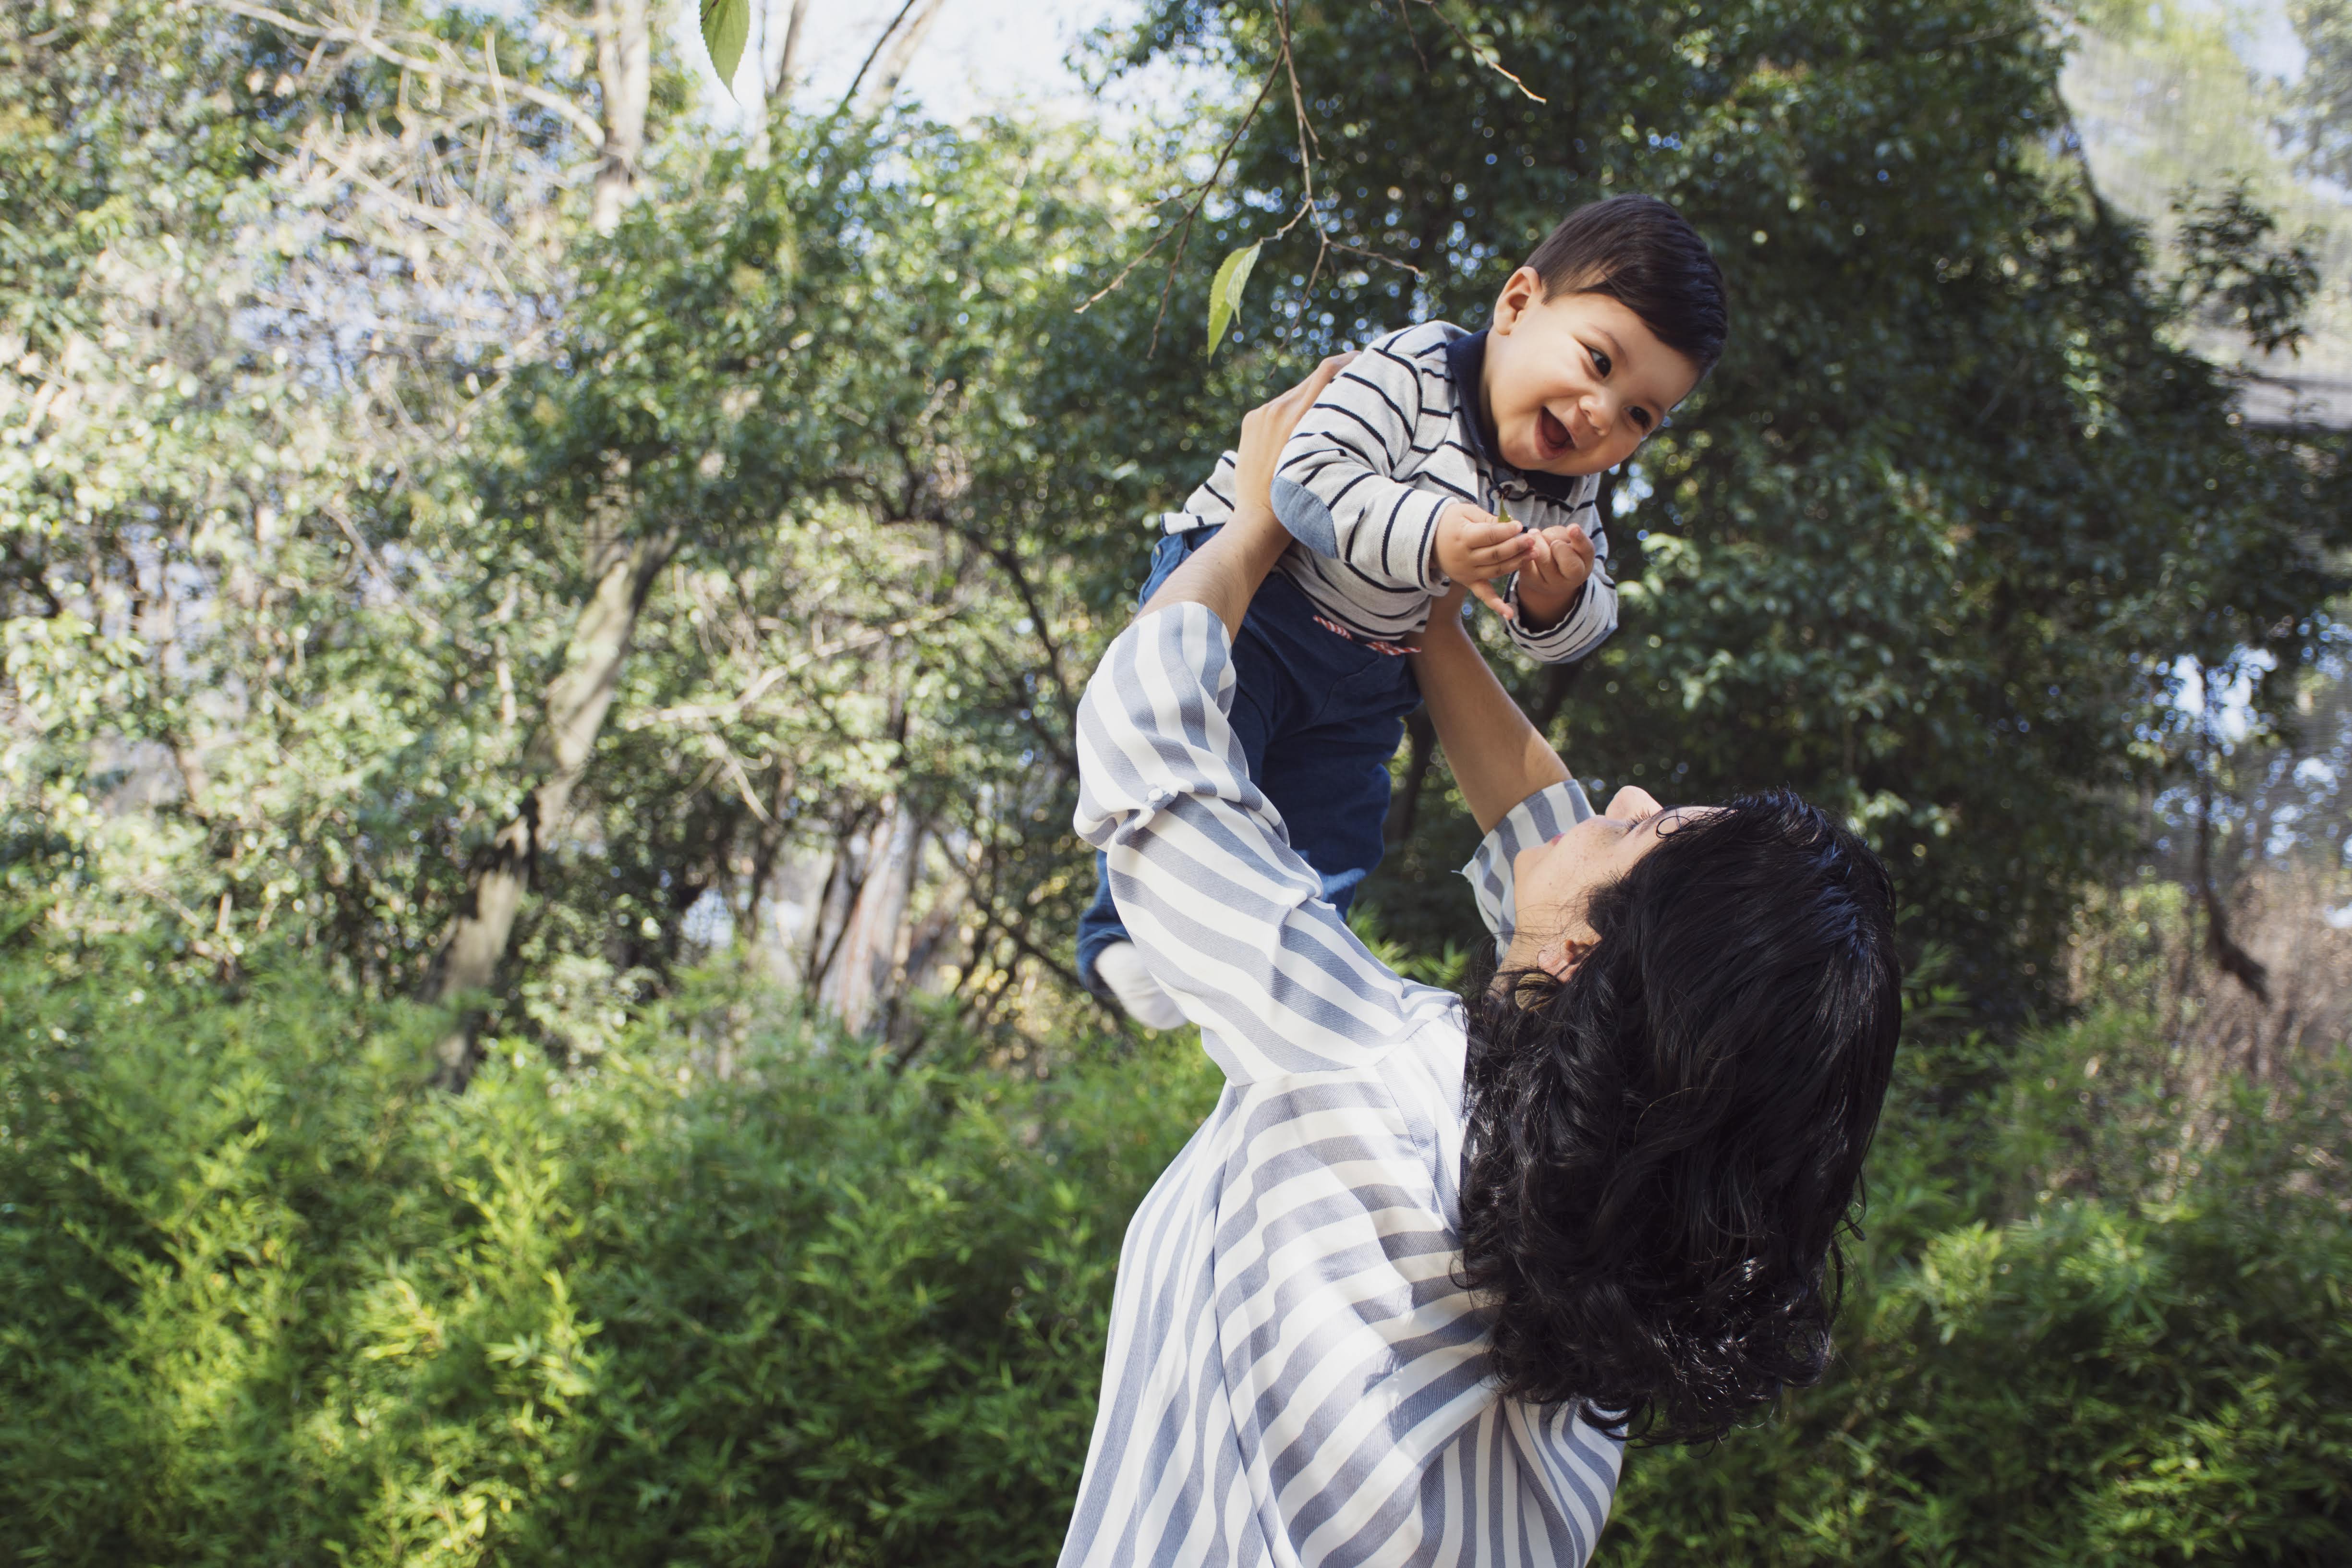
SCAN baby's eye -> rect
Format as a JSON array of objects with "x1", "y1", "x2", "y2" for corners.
[
  {"x1": 1588, "y1": 344, "x2": 1612, "y2": 377},
  {"x1": 1630, "y1": 407, "x2": 1654, "y2": 431}
]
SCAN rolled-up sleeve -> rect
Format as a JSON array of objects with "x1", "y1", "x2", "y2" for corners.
[
  {"x1": 1461, "y1": 780, "x2": 1595, "y2": 960},
  {"x1": 1074, "y1": 604, "x2": 1447, "y2": 1082}
]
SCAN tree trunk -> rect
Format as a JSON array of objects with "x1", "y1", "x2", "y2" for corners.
[
  {"x1": 771, "y1": 0, "x2": 811, "y2": 98},
  {"x1": 747, "y1": 0, "x2": 811, "y2": 165},
  {"x1": 1385, "y1": 706, "x2": 1435, "y2": 846},
  {"x1": 817, "y1": 799, "x2": 924, "y2": 1033},
  {"x1": 425, "y1": 528, "x2": 677, "y2": 1082},
  {"x1": 590, "y1": 0, "x2": 650, "y2": 233},
  {"x1": 2194, "y1": 767, "x2": 2270, "y2": 1004}
]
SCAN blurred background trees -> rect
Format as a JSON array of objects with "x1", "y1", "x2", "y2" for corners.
[
  {"x1": 6, "y1": 0, "x2": 2352, "y2": 1558},
  {"x1": 12, "y1": 0, "x2": 2351, "y2": 1050}
]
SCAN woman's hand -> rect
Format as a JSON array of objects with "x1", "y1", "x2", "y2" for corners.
[
  {"x1": 1138, "y1": 353, "x2": 1355, "y2": 632},
  {"x1": 1229, "y1": 353, "x2": 1356, "y2": 540}
]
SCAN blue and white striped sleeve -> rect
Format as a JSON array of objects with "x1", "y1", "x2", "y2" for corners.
[
  {"x1": 1269, "y1": 334, "x2": 1452, "y2": 593},
  {"x1": 1462, "y1": 780, "x2": 1596, "y2": 960},
  {"x1": 1074, "y1": 603, "x2": 1434, "y2": 1082},
  {"x1": 1503, "y1": 557, "x2": 1620, "y2": 665}
]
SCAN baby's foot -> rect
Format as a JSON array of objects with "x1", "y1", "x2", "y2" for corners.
[{"x1": 1094, "y1": 941, "x2": 1185, "y2": 1030}]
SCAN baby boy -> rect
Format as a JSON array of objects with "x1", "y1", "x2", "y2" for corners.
[{"x1": 1079, "y1": 194, "x2": 1727, "y2": 1025}]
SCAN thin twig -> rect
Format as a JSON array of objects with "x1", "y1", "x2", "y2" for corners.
[
  {"x1": 205, "y1": 0, "x2": 610, "y2": 146},
  {"x1": 1412, "y1": 0, "x2": 1545, "y2": 102},
  {"x1": 1078, "y1": 0, "x2": 1474, "y2": 347},
  {"x1": 827, "y1": 0, "x2": 923, "y2": 124},
  {"x1": 1075, "y1": 55, "x2": 1285, "y2": 314}
]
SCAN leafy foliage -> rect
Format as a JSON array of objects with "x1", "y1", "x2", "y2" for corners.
[
  {"x1": 2170, "y1": 178, "x2": 2322, "y2": 358},
  {"x1": 1205, "y1": 240, "x2": 1262, "y2": 357},
  {"x1": 1607, "y1": 1003, "x2": 2352, "y2": 1564},
  {"x1": 700, "y1": 0, "x2": 750, "y2": 93},
  {"x1": 1108, "y1": 0, "x2": 2352, "y2": 1010},
  {"x1": 2, "y1": 928, "x2": 2347, "y2": 1563},
  {"x1": 0, "y1": 928, "x2": 1214, "y2": 1565}
]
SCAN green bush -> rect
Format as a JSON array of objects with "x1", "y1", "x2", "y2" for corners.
[
  {"x1": 5, "y1": 931, "x2": 2348, "y2": 1564},
  {"x1": 1606, "y1": 1013, "x2": 2352, "y2": 1566},
  {"x1": 0, "y1": 935, "x2": 1215, "y2": 1566}
]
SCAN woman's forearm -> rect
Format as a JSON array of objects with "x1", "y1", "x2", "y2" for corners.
[
  {"x1": 1136, "y1": 354, "x2": 1355, "y2": 635},
  {"x1": 1409, "y1": 603, "x2": 1571, "y2": 835},
  {"x1": 1138, "y1": 502, "x2": 1291, "y2": 635}
]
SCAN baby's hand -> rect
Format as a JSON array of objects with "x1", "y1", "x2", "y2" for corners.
[
  {"x1": 1515, "y1": 524, "x2": 1596, "y2": 630},
  {"x1": 1432, "y1": 503, "x2": 1537, "y2": 622}
]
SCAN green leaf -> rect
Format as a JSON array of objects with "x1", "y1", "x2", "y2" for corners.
[
  {"x1": 1205, "y1": 241, "x2": 1262, "y2": 360},
  {"x1": 701, "y1": 0, "x2": 751, "y2": 93}
]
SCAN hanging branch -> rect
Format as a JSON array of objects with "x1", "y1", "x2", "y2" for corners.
[
  {"x1": 204, "y1": 0, "x2": 608, "y2": 146},
  {"x1": 2191, "y1": 662, "x2": 2272, "y2": 1003},
  {"x1": 1078, "y1": 0, "x2": 1515, "y2": 354}
]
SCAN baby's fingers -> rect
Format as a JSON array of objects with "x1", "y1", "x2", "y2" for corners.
[
  {"x1": 1469, "y1": 578, "x2": 1516, "y2": 622},
  {"x1": 1450, "y1": 514, "x2": 1521, "y2": 550},
  {"x1": 1466, "y1": 533, "x2": 1537, "y2": 573}
]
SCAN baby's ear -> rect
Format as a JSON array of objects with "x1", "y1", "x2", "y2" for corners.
[{"x1": 1491, "y1": 267, "x2": 1546, "y2": 333}]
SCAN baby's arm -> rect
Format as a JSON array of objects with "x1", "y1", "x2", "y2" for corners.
[
  {"x1": 1503, "y1": 519, "x2": 1618, "y2": 663},
  {"x1": 1268, "y1": 339, "x2": 1455, "y2": 592}
]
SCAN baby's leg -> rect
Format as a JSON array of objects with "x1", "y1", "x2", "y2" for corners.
[
  {"x1": 1254, "y1": 707, "x2": 1408, "y2": 918},
  {"x1": 1245, "y1": 602, "x2": 1417, "y2": 918}
]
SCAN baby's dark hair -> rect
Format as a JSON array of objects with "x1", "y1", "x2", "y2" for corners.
[
  {"x1": 1526, "y1": 194, "x2": 1728, "y2": 374},
  {"x1": 1458, "y1": 789, "x2": 1900, "y2": 1445}
]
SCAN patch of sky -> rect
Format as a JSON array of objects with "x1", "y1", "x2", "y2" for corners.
[
  {"x1": 1612, "y1": 461, "x2": 1653, "y2": 517},
  {"x1": 660, "y1": 0, "x2": 1224, "y2": 144},
  {"x1": 682, "y1": 886, "x2": 736, "y2": 948},
  {"x1": 2170, "y1": 649, "x2": 2276, "y2": 747}
]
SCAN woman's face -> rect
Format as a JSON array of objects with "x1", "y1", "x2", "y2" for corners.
[{"x1": 1503, "y1": 787, "x2": 1709, "y2": 975}]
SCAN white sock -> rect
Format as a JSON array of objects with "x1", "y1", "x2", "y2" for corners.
[{"x1": 1095, "y1": 940, "x2": 1186, "y2": 1030}]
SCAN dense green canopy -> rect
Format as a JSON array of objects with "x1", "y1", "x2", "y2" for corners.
[
  {"x1": 4, "y1": 0, "x2": 2348, "y2": 1034},
  {"x1": 7, "y1": 0, "x2": 2352, "y2": 1559}
]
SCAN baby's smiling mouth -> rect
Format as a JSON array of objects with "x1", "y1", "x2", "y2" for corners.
[{"x1": 1537, "y1": 407, "x2": 1574, "y2": 459}]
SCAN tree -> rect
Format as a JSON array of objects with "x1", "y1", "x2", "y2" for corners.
[{"x1": 1089, "y1": 0, "x2": 2352, "y2": 1009}]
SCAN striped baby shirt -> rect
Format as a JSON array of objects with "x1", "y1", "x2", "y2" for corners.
[
  {"x1": 1159, "y1": 322, "x2": 1619, "y2": 664},
  {"x1": 1064, "y1": 600, "x2": 1617, "y2": 1568}
]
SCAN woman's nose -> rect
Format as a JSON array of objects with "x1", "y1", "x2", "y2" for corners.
[{"x1": 1604, "y1": 785, "x2": 1662, "y2": 821}]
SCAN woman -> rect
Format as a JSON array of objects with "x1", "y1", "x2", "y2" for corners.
[{"x1": 1061, "y1": 360, "x2": 1901, "y2": 1566}]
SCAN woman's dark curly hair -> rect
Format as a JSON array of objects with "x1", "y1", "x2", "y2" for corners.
[{"x1": 1458, "y1": 789, "x2": 1901, "y2": 1444}]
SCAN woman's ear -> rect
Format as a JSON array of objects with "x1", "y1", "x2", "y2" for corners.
[{"x1": 1535, "y1": 937, "x2": 1594, "y2": 981}]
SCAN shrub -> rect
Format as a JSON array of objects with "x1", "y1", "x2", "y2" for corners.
[
  {"x1": 1604, "y1": 1012, "x2": 2352, "y2": 1565},
  {"x1": 5, "y1": 928, "x2": 2349, "y2": 1564},
  {"x1": 0, "y1": 935, "x2": 1215, "y2": 1566}
]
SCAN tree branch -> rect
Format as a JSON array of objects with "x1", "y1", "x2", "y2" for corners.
[{"x1": 203, "y1": 0, "x2": 609, "y2": 149}]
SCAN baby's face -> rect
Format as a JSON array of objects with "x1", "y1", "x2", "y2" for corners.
[{"x1": 1483, "y1": 269, "x2": 1702, "y2": 478}]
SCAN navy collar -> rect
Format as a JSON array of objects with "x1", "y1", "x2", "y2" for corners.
[{"x1": 1443, "y1": 327, "x2": 1589, "y2": 506}]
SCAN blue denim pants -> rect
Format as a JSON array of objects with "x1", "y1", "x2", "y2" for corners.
[{"x1": 1076, "y1": 525, "x2": 1421, "y2": 997}]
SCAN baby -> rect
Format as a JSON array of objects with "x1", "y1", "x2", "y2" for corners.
[{"x1": 1079, "y1": 194, "x2": 1727, "y2": 1025}]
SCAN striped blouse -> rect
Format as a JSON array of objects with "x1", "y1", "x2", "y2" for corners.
[
  {"x1": 1158, "y1": 322, "x2": 1618, "y2": 665},
  {"x1": 1063, "y1": 602, "x2": 1620, "y2": 1568}
]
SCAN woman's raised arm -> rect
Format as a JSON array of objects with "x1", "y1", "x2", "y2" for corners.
[
  {"x1": 1071, "y1": 353, "x2": 1463, "y2": 1080},
  {"x1": 1136, "y1": 355, "x2": 1355, "y2": 633},
  {"x1": 1408, "y1": 587, "x2": 1573, "y2": 835}
]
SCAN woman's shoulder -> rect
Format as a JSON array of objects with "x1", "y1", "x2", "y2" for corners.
[{"x1": 1218, "y1": 1006, "x2": 1467, "y2": 1207}]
